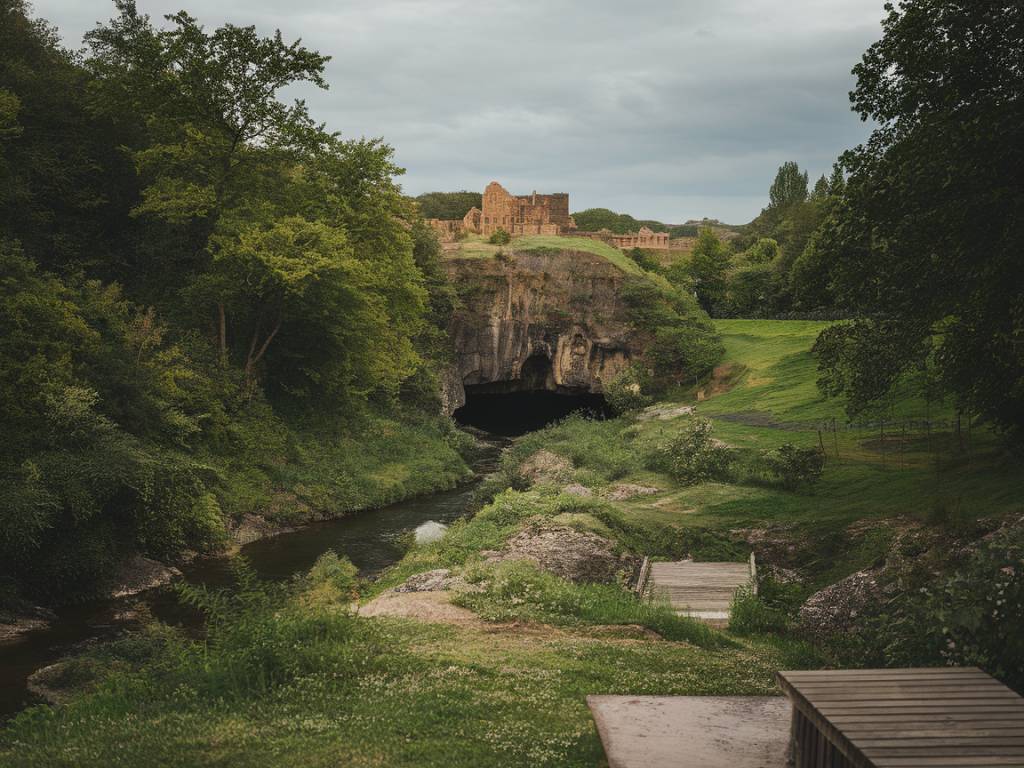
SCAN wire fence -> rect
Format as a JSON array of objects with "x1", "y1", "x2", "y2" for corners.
[{"x1": 716, "y1": 411, "x2": 978, "y2": 470}]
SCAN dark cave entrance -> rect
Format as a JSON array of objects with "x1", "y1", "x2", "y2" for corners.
[
  {"x1": 454, "y1": 389, "x2": 611, "y2": 436},
  {"x1": 453, "y1": 354, "x2": 612, "y2": 436}
]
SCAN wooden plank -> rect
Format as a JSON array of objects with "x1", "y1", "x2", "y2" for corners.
[
  {"x1": 802, "y1": 692, "x2": 1019, "y2": 704},
  {"x1": 777, "y1": 668, "x2": 1024, "y2": 768},
  {"x1": 781, "y1": 668, "x2": 985, "y2": 678},
  {"x1": 647, "y1": 559, "x2": 753, "y2": 620},
  {"x1": 872, "y1": 758, "x2": 1024, "y2": 767},
  {"x1": 810, "y1": 693, "x2": 1023, "y2": 704},
  {"x1": 864, "y1": 746, "x2": 1024, "y2": 756},
  {"x1": 858, "y1": 737, "x2": 1024, "y2": 748},
  {"x1": 840, "y1": 720, "x2": 1024, "y2": 731},
  {"x1": 827, "y1": 720, "x2": 1024, "y2": 729},
  {"x1": 792, "y1": 681, "x2": 1004, "y2": 692}
]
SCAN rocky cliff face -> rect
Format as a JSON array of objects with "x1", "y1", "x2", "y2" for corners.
[{"x1": 441, "y1": 249, "x2": 643, "y2": 413}]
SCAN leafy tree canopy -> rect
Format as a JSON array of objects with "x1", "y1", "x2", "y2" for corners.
[
  {"x1": 415, "y1": 191, "x2": 482, "y2": 220},
  {"x1": 812, "y1": 0, "x2": 1024, "y2": 434},
  {"x1": 768, "y1": 161, "x2": 809, "y2": 211}
]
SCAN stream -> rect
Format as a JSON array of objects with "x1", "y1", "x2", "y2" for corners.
[{"x1": 0, "y1": 435, "x2": 507, "y2": 720}]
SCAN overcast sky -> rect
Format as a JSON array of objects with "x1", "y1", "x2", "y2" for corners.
[{"x1": 35, "y1": 0, "x2": 885, "y2": 224}]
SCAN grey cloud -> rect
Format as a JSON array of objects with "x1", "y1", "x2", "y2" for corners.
[{"x1": 34, "y1": 0, "x2": 884, "y2": 223}]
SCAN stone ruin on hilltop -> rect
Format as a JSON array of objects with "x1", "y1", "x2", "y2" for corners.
[{"x1": 426, "y1": 181, "x2": 669, "y2": 251}]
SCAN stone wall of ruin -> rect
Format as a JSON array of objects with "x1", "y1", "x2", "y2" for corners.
[
  {"x1": 608, "y1": 227, "x2": 670, "y2": 250},
  {"x1": 480, "y1": 181, "x2": 573, "y2": 236}
]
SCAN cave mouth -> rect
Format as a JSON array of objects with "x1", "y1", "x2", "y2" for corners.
[{"x1": 453, "y1": 388, "x2": 612, "y2": 437}]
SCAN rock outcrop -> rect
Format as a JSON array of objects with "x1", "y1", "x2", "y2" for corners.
[
  {"x1": 797, "y1": 569, "x2": 884, "y2": 641},
  {"x1": 442, "y1": 249, "x2": 644, "y2": 413},
  {"x1": 481, "y1": 525, "x2": 636, "y2": 584}
]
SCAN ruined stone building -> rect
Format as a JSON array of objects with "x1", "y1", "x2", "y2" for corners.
[
  {"x1": 426, "y1": 181, "x2": 668, "y2": 251},
  {"x1": 605, "y1": 227, "x2": 669, "y2": 250},
  {"x1": 479, "y1": 181, "x2": 575, "y2": 236},
  {"x1": 427, "y1": 181, "x2": 575, "y2": 241}
]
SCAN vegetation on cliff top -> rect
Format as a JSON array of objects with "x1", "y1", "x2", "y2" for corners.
[{"x1": 451, "y1": 233, "x2": 643, "y2": 275}]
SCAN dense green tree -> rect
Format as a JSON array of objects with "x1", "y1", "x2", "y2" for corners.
[
  {"x1": 726, "y1": 263, "x2": 783, "y2": 317},
  {"x1": 813, "y1": 0, "x2": 1024, "y2": 433},
  {"x1": 827, "y1": 164, "x2": 845, "y2": 196},
  {"x1": 0, "y1": 0, "x2": 136, "y2": 274},
  {"x1": 767, "y1": 161, "x2": 809, "y2": 211},
  {"x1": 0, "y1": 1, "x2": 459, "y2": 604},
  {"x1": 81, "y1": 4, "x2": 430, "y2": 402},
  {"x1": 620, "y1": 275, "x2": 723, "y2": 386},
  {"x1": 626, "y1": 247, "x2": 662, "y2": 273},
  {"x1": 0, "y1": 243, "x2": 226, "y2": 600},
  {"x1": 571, "y1": 207, "x2": 669, "y2": 234},
  {"x1": 688, "y1": 227, "x2": 730, "y2": 312},
  {"x1": 414, "y1": 191, "x2": 481, "y2": 220},
  {"x1": 740, "y1": 238, "x2": 780, "y2": 264},
  {"x1": 810, "y1": 174, "x2": 830, "y2": 201}
]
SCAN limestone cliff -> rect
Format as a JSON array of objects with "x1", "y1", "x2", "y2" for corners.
[{"x1": 441, "y1": 249, "x2": 643, "y2": 413}]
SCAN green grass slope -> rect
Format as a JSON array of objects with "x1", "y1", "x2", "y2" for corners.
[{"x1": 450, "y1": 234, "x2": 643, "y2": 275}]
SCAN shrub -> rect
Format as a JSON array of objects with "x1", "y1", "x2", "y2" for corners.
[
  {"x1": 619, "y1": 275, "x2": 724, "y2": 387},
  {"x1": 834, "y1": 528, "x2": 1024, "y2": 691},
  {"x1": 653, "y1": 418, "x2": 734, "y2": 485},
  {"x1": 488, "y1": 228, "x2": 511, "y2": 245},
  {"x1": 174, "y1": 557, "x2": 360, "y2": 700},
  {"x1": 763, "y1": 444, "x2": 825, "y2": 491},
  {"x1": 729, "y1": 586, "x2": 790, "y2": 636},
  {"x1": 603, "y1": 365, "x2": 652, "y2": 415}
]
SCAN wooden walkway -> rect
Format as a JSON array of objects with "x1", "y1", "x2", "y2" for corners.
[
  {"x1": 777, "y1": 667, "x2": 1024, "y2": 768},
  {"x1": 643, "y1": 555, "x2": 755, "y2": 621},
  {"x1": 588, "y1": 695, "x2": 790, "y2": 768}
]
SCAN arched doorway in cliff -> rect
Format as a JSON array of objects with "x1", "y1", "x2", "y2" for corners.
[{"x1": 453, "y1": 354, "x2": 611, "y2": 437}]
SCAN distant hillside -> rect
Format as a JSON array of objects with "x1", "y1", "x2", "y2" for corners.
[
  {"x1": 571, "y1": 207, "x2": 670, "y2": 235},
  {"x1": 415, "y1": 191, "x2": 482, "y2": 220},
  {"x1": 572, "y1": 208, "x2": 743, "y2": 240}
]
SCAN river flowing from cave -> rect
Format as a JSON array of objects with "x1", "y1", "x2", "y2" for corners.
[{"x1": 0, "y1": 388, "x2": 615, "y2": 719}]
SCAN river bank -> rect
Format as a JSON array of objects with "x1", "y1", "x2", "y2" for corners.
[{"x1": 0, "y1": 434, "x2": 505, "y2": 720}]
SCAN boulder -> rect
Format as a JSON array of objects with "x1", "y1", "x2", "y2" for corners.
[
  {"x1": 519, "y1": 449, "x2": 573, "y2": 484},
  {"x1": 798, "y1": 569, "x2": 883, "y2": 641},
  {"x1": 231, "y1": 513, "x2": 295, "y2": 546},
  {"x1": 604, "y1": 483, "x2": 659, "y2": 501},
  {"x1": 562, "y1": 483, "x2": 593, "y2": 497},
  {"x1": 109, "y1": 555, "x2": 181, "y2": 598},
  {"x1": 484, "y1": 525, "x2": 635, "y2": 584},
  {"x1": 392, "y1": 569, "x2": 470, "y2": 593},
  {"x1": 0, "y1": 605, "x2": 56, "y2": 642}
]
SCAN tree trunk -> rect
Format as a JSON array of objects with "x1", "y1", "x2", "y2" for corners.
[
  {"x1": 217, "y1": 302, "x2": 227, "y2": 365},
  {"x1": 243, "y1": 317, "x2": 282, "y2": 393}
]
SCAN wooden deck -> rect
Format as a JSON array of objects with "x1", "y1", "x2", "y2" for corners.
[
  {"x1": 646, "y1": 556, "x2": 755, "y2": 621},
  {"x1": 588, "y1": 695, "x2": 791, "y2": 768},
  {"x1": 777, "y1": 667, "x2": 1024, "y2": 768}
]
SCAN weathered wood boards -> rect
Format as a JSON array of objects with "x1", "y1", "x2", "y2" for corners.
[
  {"x1": 648, "y1": 560, "x2": 753, "y2": 618},
  {"x1": 777, "y1": 667, "x2": 1024, "y2": 768}
]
